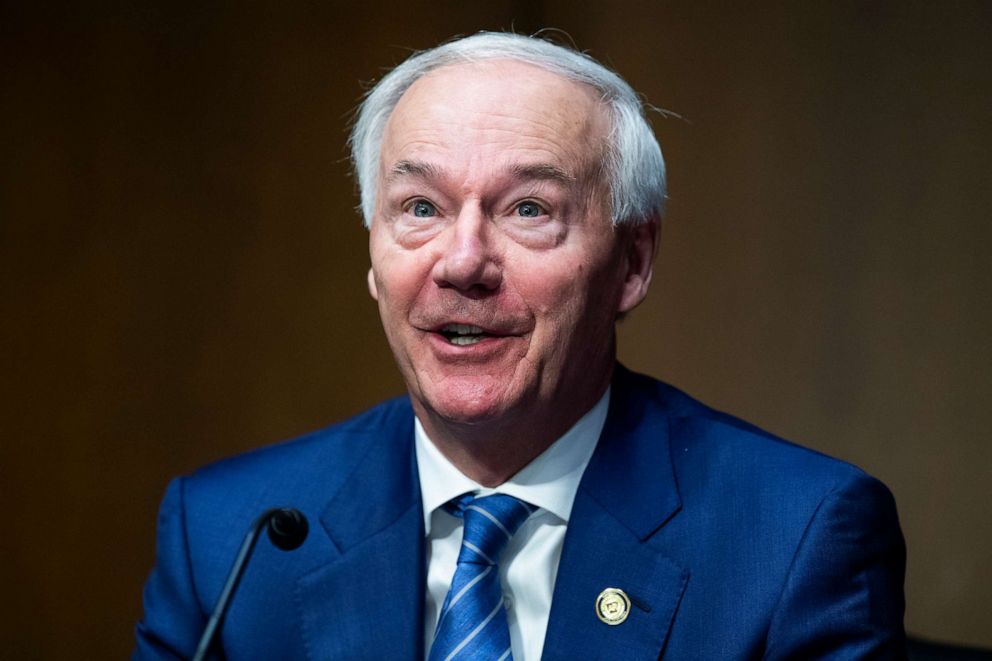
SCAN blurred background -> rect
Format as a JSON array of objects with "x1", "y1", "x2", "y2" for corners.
[{"x1": 2, "y1": 1, "x2": 989, "y2": 657}]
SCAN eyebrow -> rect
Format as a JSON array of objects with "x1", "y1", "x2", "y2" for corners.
[
  {"x1": 510, "y1": 163, "x2": 576, "y2": 185},
  {"x1": 386, "y1": 160, "x2": 446, "y2": 183}
]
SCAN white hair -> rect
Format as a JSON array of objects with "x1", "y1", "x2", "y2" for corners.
[{"x1": 349, "y1": 31, "x2": 666, "y2": 227}]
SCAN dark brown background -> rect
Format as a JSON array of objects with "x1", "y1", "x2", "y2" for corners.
[{"x1": 2, "y1": 2, "x2": 990, "y2": 657}]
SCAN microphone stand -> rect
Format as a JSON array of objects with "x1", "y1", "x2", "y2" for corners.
[{"x1": 192, "y1": 507, "x2": 308, "y2": 661}]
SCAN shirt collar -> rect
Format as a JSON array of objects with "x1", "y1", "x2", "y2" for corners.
[{"x1": 415, "y1": 387, "x2": 610, "y2": 535}]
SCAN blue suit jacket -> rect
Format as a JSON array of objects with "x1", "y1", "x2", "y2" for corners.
[{"x1": 135, "y1": 367, "x2": 905, "y2": 659}]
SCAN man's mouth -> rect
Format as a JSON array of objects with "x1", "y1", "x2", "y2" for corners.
[{"x1": 437, "y1": 323, "x2": 494, "y2": 346}]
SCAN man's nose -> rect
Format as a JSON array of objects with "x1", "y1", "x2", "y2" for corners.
[{"x1": 431, "y1": 205, "x2": 502, "y2": 294}]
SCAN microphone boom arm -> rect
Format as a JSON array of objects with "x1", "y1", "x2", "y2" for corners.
[{"x1": 191, "y1": 507, "x2": 308, "y2": 661}]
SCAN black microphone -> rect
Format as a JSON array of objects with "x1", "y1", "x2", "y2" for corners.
[{"x1": 191, "y1": 507, "x2": 309, "y2": 661}]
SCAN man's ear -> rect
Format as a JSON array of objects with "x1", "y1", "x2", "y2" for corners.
[
  {"x1": 367, "y1": 267, "x2": 379, "y2": 301},
  {"x1": 617, "y1": 218, "x2": 659, "y2": 314}
]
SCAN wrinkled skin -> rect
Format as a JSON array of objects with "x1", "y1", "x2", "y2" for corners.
[{"x1": 368, "y1": 60, "x2": 657, "y2": 485}]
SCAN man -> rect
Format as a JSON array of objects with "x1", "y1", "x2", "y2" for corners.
[{"x1": 135, "y1": 32, "x2": 905, "y2": 659}]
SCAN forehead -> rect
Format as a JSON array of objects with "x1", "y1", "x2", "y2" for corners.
[{"x1": 380, "y1": 60, "x2": 610, "y2": 176}]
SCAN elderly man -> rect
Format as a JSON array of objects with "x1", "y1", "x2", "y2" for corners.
[{"x1": 135, "y1": 33, "x2": 905, "y2": 660}]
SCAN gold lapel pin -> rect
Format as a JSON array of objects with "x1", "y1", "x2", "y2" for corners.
[{"x1": 595, "y1": 587, "x2": 631, "y2": 625}]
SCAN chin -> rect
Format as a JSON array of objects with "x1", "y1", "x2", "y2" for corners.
[{"x1": 417, "y1": 376, "x2": 521, "y2": 426}]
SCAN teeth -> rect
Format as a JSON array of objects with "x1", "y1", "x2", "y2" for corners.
[
  {"x1": 442, "y1": 323, "x2": 485, "y2": 335},
  {"x1": 448, "y1": 335, "x2": 484, "y2": 346},
  {"x1": 438, "y1": 323, "x2": 490, "y2": 346}
]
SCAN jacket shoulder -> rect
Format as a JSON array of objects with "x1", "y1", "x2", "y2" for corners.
[
  {"x1": 182, "y1": 395, "x2": 414, "y2": 511},
  {"x1": 622, "y1": 368, "x2": 869, "y2": 476},
  {"x1": 613, "y1": 368, "x2": 905, "y2": 658}
]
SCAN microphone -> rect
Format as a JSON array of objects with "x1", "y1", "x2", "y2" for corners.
[
  {"x1": 266, "y1": 507, "x2": 309, "y2": 551},
  {"x1": 191, "y1": 507, "x2": 309, "y2": 661}
]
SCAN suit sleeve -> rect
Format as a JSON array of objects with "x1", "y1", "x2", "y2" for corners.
[
  {"x1": 764, "y1": 472, "x2": 907, "y2": 660},
  {"x1": 133, "y1": 477, "x2": 205, "y2": 660}
]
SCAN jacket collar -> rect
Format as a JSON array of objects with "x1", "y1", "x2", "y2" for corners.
[
  {"x1": 542, "y1": 365, "x2": 688, "y2": 659},
  {"x1": 295, "y1": 401, "x2": 425, "y2": 660},
  {"x1": 292, "y1": 365, "x2": 688, "y2": 660}
]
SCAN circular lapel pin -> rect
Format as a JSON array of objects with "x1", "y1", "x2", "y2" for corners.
[{"x1": 595, "y1": 587, "x2": 631, "y2": 625}]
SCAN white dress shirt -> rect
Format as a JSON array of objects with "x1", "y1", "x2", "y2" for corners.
[{"x1": 415, "y1": 388, "x2": 609, "y2": 661}]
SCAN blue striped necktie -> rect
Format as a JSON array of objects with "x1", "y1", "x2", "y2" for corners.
[{"x1": 428, "y1": 493, "x2": 535, "y2": 661}]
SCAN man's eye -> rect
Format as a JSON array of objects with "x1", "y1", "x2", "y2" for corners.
[
  {"x1": 410, "y1": 200, "x2": 437, "y2": 218},
  {"x1": 516, "y1": 201, "x2": 544, "y2": 218}
]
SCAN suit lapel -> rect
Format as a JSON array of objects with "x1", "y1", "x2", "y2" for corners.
[
  {"x1": 295, "y1": 408, "x2": 425, "y2": 660},
  {"x1": 542, "y1": 367, "x2": 689, "y2": 660}
]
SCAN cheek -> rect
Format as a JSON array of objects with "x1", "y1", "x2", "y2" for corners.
[
  {"x1": 370, "y1": 228, "x2": 419, "y2": 300},
  {"x1": 371, "y1": 250, "x2": 431, "y2": 307},
  {"x1": 514, "y1": 258, "x2": 593, "y2": 321},
  {"x1": 513, "y1": 249, "x2": 623, "y2": 332}
]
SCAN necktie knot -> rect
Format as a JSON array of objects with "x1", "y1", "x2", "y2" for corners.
[{"x1": 448, "y1": 494, "x2": 534, "y2": 566}]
